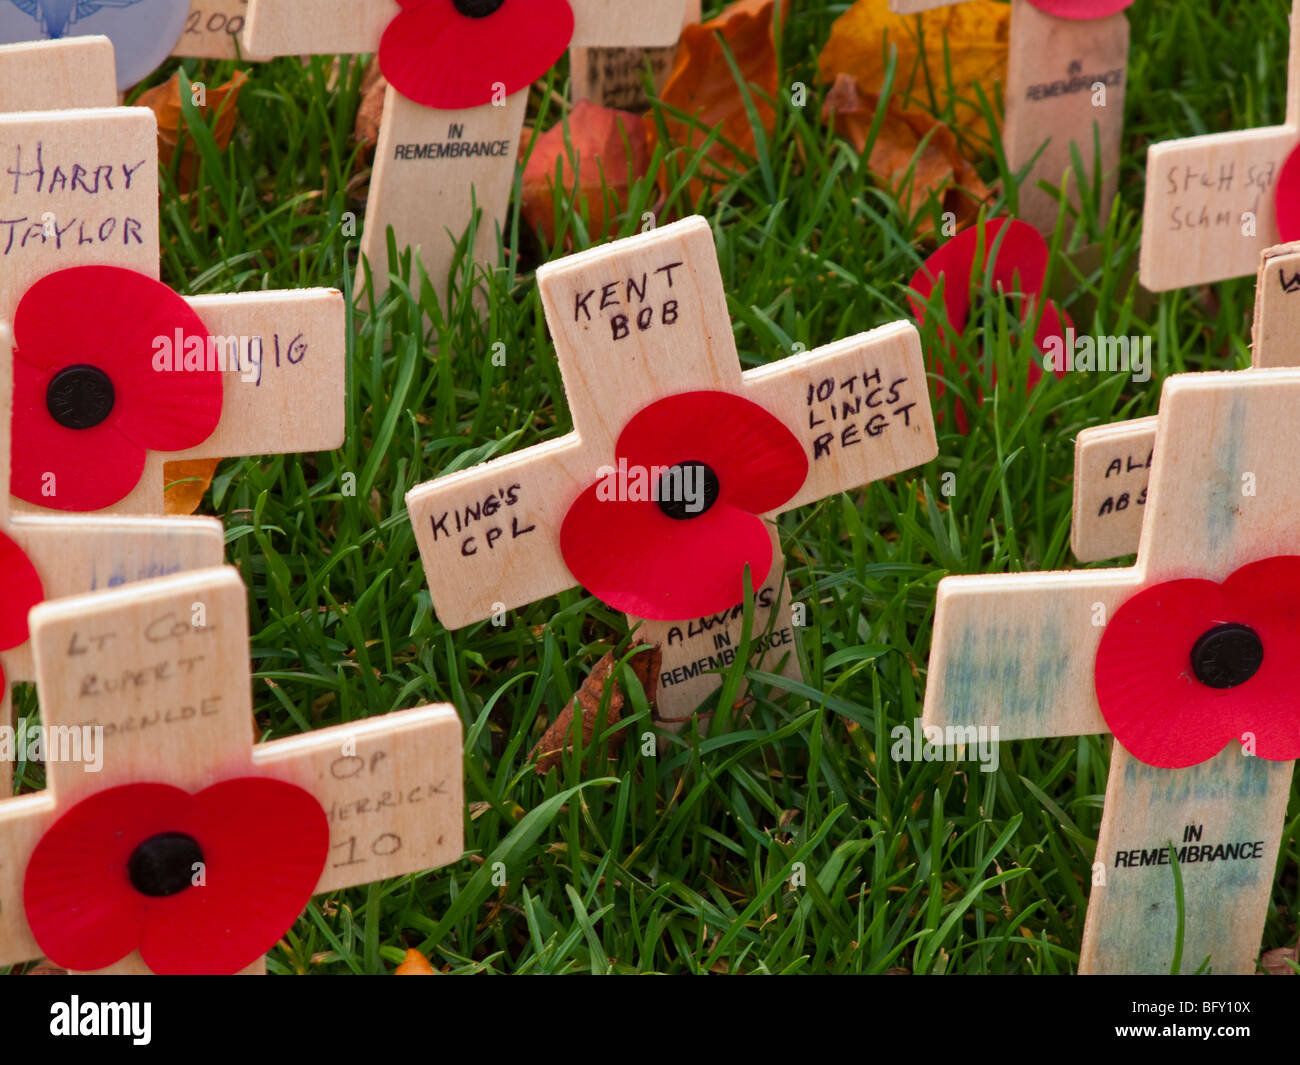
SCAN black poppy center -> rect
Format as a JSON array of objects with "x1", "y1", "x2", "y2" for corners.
[
  {"x1": 46, "y1": 365, "x2": 115, "y2": 431},
  {"x1": 657, "y1": 461, "x2": 720, "y2": 521},
  {"x1": 127, "y1": 832, "x2": 204, "y2": 898},
  {"x1": 453, "y1": 0, "x2": 506, "y2": 17},
  {"x1": 1191, "y1": 623, "x2": 1263, "y2": 690}
]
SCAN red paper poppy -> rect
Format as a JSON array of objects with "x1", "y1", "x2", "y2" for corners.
[
  {"x1": 11, "y1": 266, "x2": 223, "y2": 512},
  {"x1": 379, "y1": 0, "x2": 575, "y2": 110},
  {"x1": 1094, "y1": 557, "x2": 1300, "y2": 770},
  {"x1": 0, "y1": 529, "x2": 44, "y2": 697},
  {"x1": 24, "y1": 778, "x2": 328, "y2": 975},
  {"x1": 908, "y1": 217, "x2": 1068, "y2": 434},
  {"x1": 1027, "y1": 0, "x2": 1135, "y2": 17},
  {"x1": 1276, "y1": 142, "x2": 1300, "y2": 245},
  {"x1": 560, "y1": 391, "x2": 808, "y2": 621}
]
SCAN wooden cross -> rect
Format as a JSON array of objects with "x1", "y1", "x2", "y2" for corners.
[
  {"x1": 0, "y1": 103, "x2": 345, "y2": 515},
  {"x1": 924, "y1": 361, "x2": 1300, "y2": 973},
  {"x1": 406, "y1": 217, "x2": 938, "y2": 725},
  {"x1": 1072, "y1": 240, "x2": 1300, "y2": 562},
  {"x1": 241, "y1": 0, "x2": 693, "y2": 303},
  {"x1": 0, "y1": 322, "x2": 225, "y2": 799},
  {"x1": 1140, "y1": 4, "x2": 1299, "y2": 290},
  {"x1": 569, "y1": 0, "x2": 699, "y2": 110},
  {"x1": 889, "y1": 0, "x2": 1130, "y2": 235},
  {"x1": 0, "y1": 565, "x2": 463, "y2": 974}
]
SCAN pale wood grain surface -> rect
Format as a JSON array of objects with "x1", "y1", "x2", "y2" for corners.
[
  {"x1": 0, "y1": 567, "x2": 463, "y2": 973},
  {"x1": 0, "y1": 38, "x2": 117, "y2": 112}
]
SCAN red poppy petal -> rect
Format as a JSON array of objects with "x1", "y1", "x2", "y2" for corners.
[
  {"x1": 1095, "y1": 557, "x2": 1300, "y2": 769},
  {"x1": 137, "y1": 778, "x2": 328, "y2": 976},
  {"x1": 1277, "y1": 143, "x2": 1300, "y2": 244},
  {"x1": 0, "y1": 529, "x2": 44, "y2": 651},
  {"x1": 24, "y1": 784, "x2": 193, "y2": 973},
  {"x1": 13, "y1": 266, "x2": 222, "y2": 453},
  {"x1": 12, "y1": 354, "x2": 147, "y2": 510},
  {"x1": 614, "y1": 392, "x2": 808, "y2": 515},
  {"x1": 1030, "y1": 300, "x2": 1071, "y2": 384},
  {"x1": 379, "y1": 0, "x2": 575, "y2": 110},
  {"x1": 561, "y1": 484, "x2": 775, "y2": 620},
  {"x1": 1027, "y1": 0, "x2": 1135, "y2": 17}
]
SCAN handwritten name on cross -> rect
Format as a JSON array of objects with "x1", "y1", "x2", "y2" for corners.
[
  {"x1": 569, "y1": 0, "x2": 699, "y2": 110},
  {"x1": 924, "y1": 365, "x2": 1300, "y2": 973},
  {"x1": 890, "y1": 0, "x2": 1130, "y2": 234},
  {"x1": 1072, "y1": 240, "x2": 1300, "y2": 562},
  {"x1": 0, "y1": 566, "x2": 464, "y2": 974},
  {"x1": 405, "y1": 217, "x2": 937, "y2": 725},
  {"x1": 241, "y1": 0, "x2": 692, "y2": 304},
  {"x1": 0, "y1": 105, "x2": 345, "y2": 515},
  {"x1": 1140, "y1": 4, "x2": 1300, "y2": 290}
]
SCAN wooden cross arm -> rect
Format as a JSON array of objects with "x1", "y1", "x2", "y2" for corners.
[
  {"x1": 1141, "y1": 123, "x2": 1298, "y2": 292},
  {"x1": 0, "y1": 38, "x2": 117, "y2": 112},
  {"x1": 243, "y1": 0, "x2": 692, "y2": 56},
  {"x1": 3, "y1": 515, "x2": 225, "y2": 683},
  {"x1": 174, "y1": 289, "x2": 347, "y2": 461},
  {"x1": 1254, "y1": 241, "x2": 1300, "y2": 367},
  {"x1": 243, "y1": 0, "x2": 396, "y2": 56},
  {"x1": 740, "y1": 322, "x2": 938, "y2": 513},
  {"x1": 0, "y1": 793, "x2": 56, "y2": 968},
  {"x1": 1071, "y1": 416, "x2": 1156, "y2": 563},
  {"x1": 406, "y1": 435, "x2": 590, "y2": 630},
  {"x1": 253, "y1": 704, "x2": 464, "y2": 895},
  {"x1": 923, "y1": 569, "x2": 1144, "y2": 741}
]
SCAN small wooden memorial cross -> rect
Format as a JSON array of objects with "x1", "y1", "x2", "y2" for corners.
[
  {"x1": 889, "y1": 0, "x2": 1131, "y2": 235},
  {"x1": 0, "y1": 104, "x2": 345, "y2": 516},
  {"x1": 406, "y1": 217, "x2": 938, "y2": 725},
  {"x1": 241, "y1": 0, "x2": 693, "y2": 303},
  {"x1": 0, "y1": 37, "x2": 117, "y2": 112},
  {"x1": 1140, "y1": 5, "x2": 1300, "y2": 290},
  {"x1": 924, "y1": 364, "x2": 1300, "y2": 973},
  {"x1": 0, "y1": 565, "x2": 464, "y2": 974},
  {"x1": 1072, "y1": 240, "x2": 1300, "y2": 562},
  {"x1": 173, "y1": 0, "x2": 249, "y2": 59},
  {"x1": 0, "y1": 326, "x2": 225, "y2": 798}
]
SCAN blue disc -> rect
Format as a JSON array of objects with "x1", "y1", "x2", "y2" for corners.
[{"x1": 0, "y1": 0, "x2": 191, "y2": 91}]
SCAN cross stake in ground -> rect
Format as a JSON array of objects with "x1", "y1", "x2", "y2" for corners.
[
  {"x1": 925, "y1": 362, "x2": 1300, "y2": 974},
  {"x1": 0, "y1": 565, "x2": 464, "y2": 974},
  {"x1": 406, "y1": 217, "x2": 938, "y2": 725},
  {"x1": 0, "y1": 103, "x2": 345, "y2": 516},
  {"x1": 1140, "y1": 4, "x2": 1299, "y2": 290},
  {"x1": 241, "y1": 0, "x2": 693, "y2": 304},
  {"x1": 1072, "y1": 240, "x2": 1300, "y2": 562},
  {"x1": 890, "y1": 0, "x2": 1130, "y2": 234}
]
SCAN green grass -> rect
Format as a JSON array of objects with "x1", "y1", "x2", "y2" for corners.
[{"x1": 10, "y1": 0, "x2": 1300, "y2": 974}]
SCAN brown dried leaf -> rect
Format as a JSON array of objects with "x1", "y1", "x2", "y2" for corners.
[
  {"x1": 521, "y1": 100, "x2": 651, "y2": 246},
  {"x1": 531, "y1": 645, "x2": 662, "y2": 774},
  {"x1": 652, "y1": 0, "x2": 780, "y2": 201},
  {"x1": 1261, "y1": 946, "x2": 1298, "y2": 975},
  {"x1": 822, "y1": 73, "x2": 991, "y2": 233},
  {"x1": 354, "y1": 60, "x2": 388, "y2": 154},
  {"x1": 818, "y1": 0, "x2": 1009, "y2": 142},
  {"x1": 163, "y1": 458, "x2": 220, "y2": 516},
  {"x1": 137, "y1": 70, "x2": 248, "y2": 192}
]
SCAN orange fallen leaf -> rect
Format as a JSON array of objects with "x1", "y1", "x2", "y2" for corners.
[
  {"x1": 163, "y1": 459, "x2": 220, "y2": 516},
  {"x1": 521, "y1": 100, "x2": 651, "y2": 247},
  {"x1": 823, "y1": 73, "x2": 991, "y2": 232},
  {"x1": 394, "y1": 948, "x2": 437, "y2": 975},
  {"x1": 138, "y1": 70, "x2": 248, "y2": 192},
  {"x1": 652, "y1": 0, "x2": 780, "y2": 202},
  {"x1": 531, "y1": 645, "x2": 661, "y2": 775},
  {"x1": 818, "y1": 0, "x2": 1009, "y2": 142}
]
